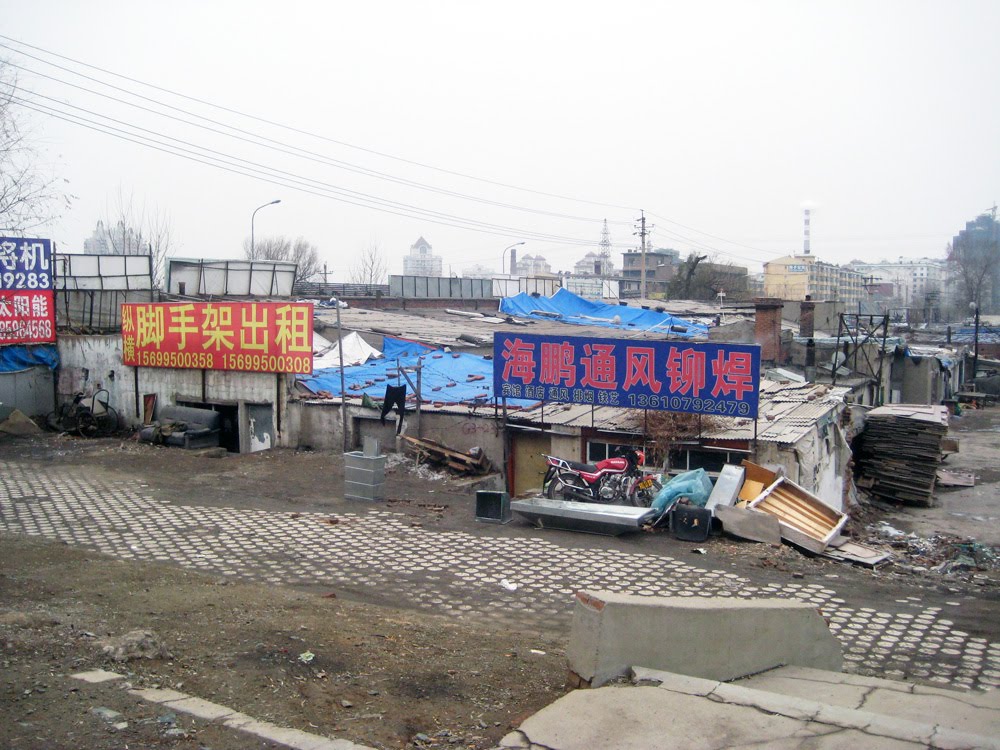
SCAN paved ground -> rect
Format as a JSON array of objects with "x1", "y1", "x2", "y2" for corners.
[{"x1": 1, "y1": 450, "x2": 999, "y2": 695}]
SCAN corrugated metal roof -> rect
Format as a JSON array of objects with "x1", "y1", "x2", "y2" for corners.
[{"x1": 507, "y1": 379, "x2": 848, "y2": 444}]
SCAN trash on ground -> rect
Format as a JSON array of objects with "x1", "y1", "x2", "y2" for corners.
[
  {"x1": 935, "y1": 469, "x2": 976, "y2": 487},
  {"x1": 401, "y1": 435, "x2": 492, "y2": 476},
  {"x1": 651, "y1": 468, "x2": 713, "y2": 513}
]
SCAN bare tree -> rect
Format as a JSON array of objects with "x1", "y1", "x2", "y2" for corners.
[
  {"x1": 243, "y1": 234, "x2": 290, "y2": 261},
  {"x1": 290, "y1": 237, "x2": 321, "y2": 282},
  {"x1": 948, "y1": 213, "x2": 1000, "y2": 313},
  {"x1": 102, "y1": 188, "x2": 175, "y2": 288},
  {"x1": 242, "y1": 234, "x2": 321, "y2": 283},
  {"x1": 666, "y1": 252, "x2": 748, "y2": 301},
  {"x1": 350, "y1": 240, "x2": 388, "y2": 292},
  {"x1": 0, "y1": 60, "x2": 69, "y2": 233}
]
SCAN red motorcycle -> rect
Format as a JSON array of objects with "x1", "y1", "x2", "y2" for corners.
[{"x1": 542, "y1": 448, "x2": 661, "y2": 507}]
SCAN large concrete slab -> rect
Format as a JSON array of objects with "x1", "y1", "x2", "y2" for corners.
[
  {"x1": 568, "y1": 591, "x2": 842, "y2": 687},
  {"x1": 498, "y1": 669, "x2": 1000, "y2": 750},
  {"x1": 737, "y1": 665, "x2": 1000, "y2": 737}
]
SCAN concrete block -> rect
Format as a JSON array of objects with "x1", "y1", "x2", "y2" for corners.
[
  {"x1": 165, "y1": 696, "x2": 238, "y2": 721},
  {"x1": 70, "y1": 669, "x2": 123, "y2": 683},
  {"x1": 128, "y1": 687, "x2": 189, "y2": 703},
  {"x1": 568, "y1": 591, "x2": 842, "y2": 687}
]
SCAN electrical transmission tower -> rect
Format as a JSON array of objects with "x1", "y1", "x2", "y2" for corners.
[{"x1": 634, "y1": 211, "x2": 651, "y2": 299}]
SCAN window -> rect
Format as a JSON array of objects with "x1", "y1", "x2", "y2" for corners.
[{"x1": 667, "y1": 447, "x2": 749, "y2": 473}]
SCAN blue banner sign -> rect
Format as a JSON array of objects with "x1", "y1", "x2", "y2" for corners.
[
  {"x1": 494, "y1": 332, "x2": 761, "y2": 417},
  {"x1": 0, "y1": 238, "x2": 54, "y2": 290}
]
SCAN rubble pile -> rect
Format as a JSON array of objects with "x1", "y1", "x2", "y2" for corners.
[
  {"x1": 868, "y1": 522, "x2": 999, "y2": 577},
  {"x1": 401, "y1": 435, "x2": 492, "y2": 476}
]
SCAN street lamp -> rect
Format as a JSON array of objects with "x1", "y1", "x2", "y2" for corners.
[
  {"x1": 501, "y1": 242, "x2": 525, "y2": 276},
  {"x1": 969, "y1": 300, "x2": 981, "y2": 387},
  {"x1": 251, "y1": 199, "x2": 281, "y2": 256}
]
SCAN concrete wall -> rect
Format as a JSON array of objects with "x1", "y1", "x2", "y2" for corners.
[
  {"x1": 707, "y1": 319, "x2": 755, "y2": 344},
  {"x1": 287, "y1": 401, "x2": 507, "y2": 468},
  {"x1": 0, "y1": 367, "x2": 55, "y2": 418},
  {"x1": 753, "y1": 417, "x2": 851, "y2": 511},
  {"x1": 568, "y1": 591, "x2": 842, "y2": 687},
  {"x1": 782, "y1": 300, "x2": 845, "y2": 335},
  {"x1": 57, "y1": 334, "x2": 292, "y2": 447},
  {"x1": 550, "y1": 432, "x2": 583, "y2": 462}
]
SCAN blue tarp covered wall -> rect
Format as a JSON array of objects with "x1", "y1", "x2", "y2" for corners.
[
  {"x1": 0, "y1": 344, "x2": 59, "y2": 373},
  {"x1": 298, "y1": 337, "x2": 536, "y2": 407},
  {"x1": 499, "y1": 288, "x2": 708, "y2": 337}
]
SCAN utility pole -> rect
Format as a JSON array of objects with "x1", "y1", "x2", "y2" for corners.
[{"x1": 635, "y1": 211, "x2": 649, "y2": 299}]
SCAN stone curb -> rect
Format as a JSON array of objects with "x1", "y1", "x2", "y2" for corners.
[{"x1": 71, "y1": 670, "x2": 373, "y2": 750}]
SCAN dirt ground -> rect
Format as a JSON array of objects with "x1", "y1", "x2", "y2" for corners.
[{"x1": 2, "y1": 405, "x2": 1000, "y2": 749}]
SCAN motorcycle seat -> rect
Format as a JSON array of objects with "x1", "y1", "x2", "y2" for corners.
[{"x1": 565, "y1": 460, "x2": 599, "y2": 473}]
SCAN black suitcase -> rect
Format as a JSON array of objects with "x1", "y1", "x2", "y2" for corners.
[{"x1": 671, "y1": 505, "x2": 712, "y2": 542}]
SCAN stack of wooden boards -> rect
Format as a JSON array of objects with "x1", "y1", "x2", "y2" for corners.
[
  {"x1": 854, "y1": 404, "x2": 950, "y2": 507},
  {"x1": 401, "y1": 435, "x2": 491, "y2": 476}
]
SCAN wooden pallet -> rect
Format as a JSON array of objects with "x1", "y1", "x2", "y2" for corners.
[{"x1": 855, "y1": 411, "x2": 948, "y2": 507}]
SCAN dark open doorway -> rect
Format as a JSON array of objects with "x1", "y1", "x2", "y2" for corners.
[{"x1": 178, "y1": 401, "x2": 239, "y2": 453}]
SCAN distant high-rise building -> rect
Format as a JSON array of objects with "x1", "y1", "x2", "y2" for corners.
[
  {"x1": 517, "y1": 254, "x2": 553, "y2": 276},
  {"x1": 573, "y1": 251, "x2": 614, "y2": 276},
  {"x1": 83, "y1": 221, "x2": 111, "y2": 255},
  {"x1": 763, "y1": 254, "x2": 864, "y2": 304},
  {"x1": 847, "y1": 257, "x2": 948, "y2": 308},
  {"x1": 461, "y1": 263, "x2": 496, "y2": 278},
  {"x1": 402, "y1": 236, "x2": 443, "y2": 277},
  {"x1": 83, "y1": 220, "x2": 148, "y2": 256},
  {"x1": 620, "y1": 247, "x2": 679, "y2": 296}
]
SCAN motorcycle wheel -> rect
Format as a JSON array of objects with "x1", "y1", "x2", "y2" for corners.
[
  {"x1": 630, "y1": 478, "x2": 662, "y2": 507},
  {"x1": 546, "y1": 475, "x2": 567, "y2": 499}
]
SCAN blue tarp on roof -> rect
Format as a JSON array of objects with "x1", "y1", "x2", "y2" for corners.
[
  {"x1": 381, "y1": 336, "x2": 435, "y2": 359},
  {"x1": 499, "y1": 288, "x2": 708, "y2": 337},
  {"x1": 0, "y1": 344, "x2": 59, "y2": 373},
  {"x1": 298, "y1": 337, "x2": 536, "y2": 407},
  {"x1": 952, "y1": 327, "x2": 1000, "y2": 344}
]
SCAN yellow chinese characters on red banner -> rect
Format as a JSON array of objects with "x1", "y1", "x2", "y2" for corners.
[{"x1": 121, "y1": 302, "x2": 313, "y2": 374}]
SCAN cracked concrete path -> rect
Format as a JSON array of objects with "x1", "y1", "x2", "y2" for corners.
[
  {"x1": 2, "y1": 456, "x2": 1000, "y2": 694},
  {"x1": 498, "y1": 668, "x2": 1000, "y2": 750}
]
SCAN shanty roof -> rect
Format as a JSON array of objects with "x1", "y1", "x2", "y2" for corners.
[
  {"x1": 507, "y1": 380, "x2": 849, "y2": 445},
  {"x1": 317, "y1": 304, "x2": 710, "y2": 351}
]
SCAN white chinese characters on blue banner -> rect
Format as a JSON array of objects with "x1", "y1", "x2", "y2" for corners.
[
  {"x1": 494, "y1": 333, "x2": 761, "y2": 418},
  {"x1": 0, "y1": 238, "x2": 54, "y2": 290}
]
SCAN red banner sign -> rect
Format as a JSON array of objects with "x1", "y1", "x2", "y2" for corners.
[
  {"x1": 122, "y1": 302, "x2": 313, "y2": 374},
  {"x1": 0, "y1": 290, "x2": 56, "y2": 345}
]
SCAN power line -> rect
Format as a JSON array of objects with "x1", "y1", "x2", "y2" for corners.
[
  {"x1": 0, "y1": 34, "x2": 638, "y2": 213},
  {"x1": 5, "y1": 80, "x2": 645, "y2": 246},
  {"x1": 2, "y1": 56, "x2": 635, "y2": 229},
  {"x1": 11, "y1": 95, "x2": 625, "y2": 246}
]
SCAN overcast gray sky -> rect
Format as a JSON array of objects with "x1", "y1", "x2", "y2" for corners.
[{"x1": 2, "y1": 0, "x2": 998, "y2": 278}]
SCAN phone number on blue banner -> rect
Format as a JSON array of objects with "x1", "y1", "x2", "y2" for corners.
[{"x1": 493, "y1": 333, "x2": 761, "y2": 417}]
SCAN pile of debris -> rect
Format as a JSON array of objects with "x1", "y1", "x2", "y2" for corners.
[
  {"x1": 868, "y1": 521, "x2": 999, "y2": 578},
  {"x1": 401, "y1": 435, "x2": 491, "y2": 476},
  {"x1": 854, "y1": 405, "x2": 950, "y2": 507}
]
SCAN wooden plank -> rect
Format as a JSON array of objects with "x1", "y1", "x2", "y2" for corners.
[
  {"x1": 768, "y1": 488, "x2": 839, "y2": 525},
  {"x1": 756, "y1": 499, "x2": 829, "y2": 537}
]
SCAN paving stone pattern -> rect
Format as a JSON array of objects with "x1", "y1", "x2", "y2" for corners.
[{"x1": 2, "y1": 460, "x2": 999, "y2": 692}]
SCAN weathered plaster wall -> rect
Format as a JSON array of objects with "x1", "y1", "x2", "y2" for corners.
[{"x1": 57, "y1": 335, "x2": 292, "y2": 444}]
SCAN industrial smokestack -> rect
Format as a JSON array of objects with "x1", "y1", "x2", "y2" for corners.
[
  {"x1": 803, "y1": 208, "x2": 811, "y2": 255},
  {"x1": 510, "y1": 247, "x2": 518, "y2": 275}
]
